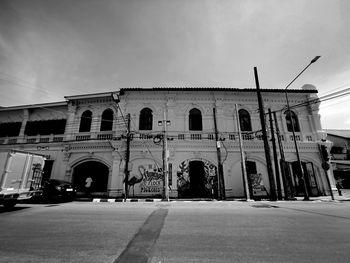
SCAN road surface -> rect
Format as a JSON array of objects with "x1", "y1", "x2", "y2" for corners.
[{"x1": 0, "y1": 200, "x2": 349, "y2": 263}]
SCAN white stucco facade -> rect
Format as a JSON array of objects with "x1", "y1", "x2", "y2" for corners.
[{"x1": 0, "y1": 87, "x2": 337, "y2": 199}]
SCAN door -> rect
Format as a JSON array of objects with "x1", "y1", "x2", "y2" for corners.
[
  {"x1": 189, "y1": 161, "x2": 206, "y2": 198},
  {"x1": 303, "y1": 162, "x2": 319, "y2": 197}
]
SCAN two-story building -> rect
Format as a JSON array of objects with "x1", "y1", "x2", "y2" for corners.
[
  {"x1": 0, "y1": 86, "x2": 337, "y2": 200},
  {"x1": 325, "y1": 129, "x2": 350, "y2": 189}
]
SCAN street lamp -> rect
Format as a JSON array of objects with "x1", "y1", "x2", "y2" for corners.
[{"x1": 284, "y1": 56, "x2": 321, "y2": 201}]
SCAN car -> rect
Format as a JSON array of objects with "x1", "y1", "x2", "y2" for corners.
[{"x1": 41, "y1": 179, "x2": 76, "y2": 202}]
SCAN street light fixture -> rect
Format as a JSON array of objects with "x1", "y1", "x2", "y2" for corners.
[
  {"x1": 284, "y1": 56, "x2": 321, "y2": 201},
  {"x1": 111, "y1": 92, "x2": 120, "y2": 103}
]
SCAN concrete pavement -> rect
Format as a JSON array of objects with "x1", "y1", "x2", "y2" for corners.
[
  {"x1": 91, "y1": 189, "x2": 350, "y2": 203},
  {"x1": 1, "y1": 201, "x2": 350, "y2": 263}
]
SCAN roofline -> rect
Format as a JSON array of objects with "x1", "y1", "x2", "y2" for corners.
[
  {"x1": 327, "y1": 134, "x2": 350, "y2": 139},
  {"x1": 0, "y1": 101, "x2": 67, "y2": 111},
  {"x1": 323, "y1": 129, "x2": 350, "y2": 139},
  {"x1": 0, "y1": 87, "x2": 318, "y2": 110},
  {"x1": 64, "y1": 91, "x2": 117, "y2": 100},
  {"x1": 325, "y1": 131, "x2": 350, "y2": 139},
  {"x1": 120, "y1": 87, "x2": 318, "y2": 93}
]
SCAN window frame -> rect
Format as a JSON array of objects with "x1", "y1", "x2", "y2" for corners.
[
  {"x1": 100, "y1": 109, "x2": 114, "y2": 131},
  {"x1": 285, "y1": 110, "x2": 300, "y2": 132},
  {"x1": 139, "y1": 107, "x2": 153, "y2": 131},
  {"x1": 238, "y1": 109, "x2": 252, "y2": 132},
  {"x1": 189, "y1": 108, "x2": 203, "y2": 131},
  {"x1": 79, "y1": 110, "x2": 93, "y2": 133}
]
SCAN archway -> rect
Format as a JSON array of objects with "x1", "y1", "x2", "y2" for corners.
[
  {"x1": 177, "y1": 159, "x2": 217, "y2": 199},
  {"x1": 72, "y1": 161, "x2": 109, "y2": 195}
]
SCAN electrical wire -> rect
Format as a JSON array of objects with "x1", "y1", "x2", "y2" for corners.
[{"x1": 3, "y1": 85, "x2": 350, "y2": 144}]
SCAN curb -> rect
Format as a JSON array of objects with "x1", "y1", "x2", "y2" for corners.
[
  {"x1": 92, "y1": 198, "x2": 219, "y2": 203},
  {"x1": 92, "y1": 198, "x2": 163, "y2": 203},
  {"x1": 90, "y1": 197, "x2": 350, "y2": 203}
]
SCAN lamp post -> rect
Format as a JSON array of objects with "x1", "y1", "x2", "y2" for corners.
[{"x1": 284, "y1": 56, "x2": 320, "y2": 201}]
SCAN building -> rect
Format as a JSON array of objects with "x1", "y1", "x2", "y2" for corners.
[
  {"x1": 0, "y1": 86, "x2": 337, "y2": 200},
  {"x1": 325, "y1": 129, "x2": 350, "y2": 189}
]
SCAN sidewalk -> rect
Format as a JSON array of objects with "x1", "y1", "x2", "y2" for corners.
[
  {"x1": 294, "y1": 188, "x2": 350, "y2": 202},
  {"x1": 88, "y1": 189, "x2": 350, "y2": 203}
]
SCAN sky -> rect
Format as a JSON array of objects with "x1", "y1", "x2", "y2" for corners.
[{"x1": 0, "y1": 0, "x2": 350, "y2": 129}]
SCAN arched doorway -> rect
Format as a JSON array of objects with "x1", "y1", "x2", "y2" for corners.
[
  {"x1": 177, "y1": 159, "x2": 218, "y2": 199},
  {"x1": 72, "y1": 161, "x2": 109, "y2": 196},
  {"x1": 288, "y1": 161, "x2": 320, "y2": 197},
  {"x1": 189, "y1": 161, "x2": 206, "y2": 197}
]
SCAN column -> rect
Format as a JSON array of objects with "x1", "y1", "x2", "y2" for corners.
[
  {"x1": 109, "y1": 150, "x2": 124, "y2": 197},
  {"x1": 65, "y1": 104, "x2": 77, "y2": 141},
  {"x1": 18, "y1": 109, "x2": 29, "y2": 143}
]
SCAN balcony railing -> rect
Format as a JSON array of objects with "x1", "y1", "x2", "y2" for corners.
[
  {"x1": 97, "y1": 132, "x2": 113, "y2": 140},
  {"x1": 139, "y1": 133, "x2": 154, "y2": 140},
  {"x1": 75, "y1": 135, "x2": 91, "y2": 141},
  {"x1": 0, "y1": 130, "x2": 316, "y2": 145},
  {"x1": 25, "y1": 135, "x2": 65, "y2": 144},
  {"x1": 190, "y1": 133, "x2": 202, "y2": 140}
]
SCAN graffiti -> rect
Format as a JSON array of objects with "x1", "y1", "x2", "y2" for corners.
[
  {"x1": 139, "y1": 164, "x2": 163, "y2": 194},
  {"x1": 176, "y1": 159, "x2": 218, "y2": 198},
  {"x1": 125, "y1": 166, "x2": 145, "y2": 192},
  {"x1": 248, "y1": 173, "x2": 268, "y2": 198},
  {"x1": 177, "y1": 161, "x2": 190, "y2": 197},
  {"x1": 125, "y1": 162, "x2": 163, "y2": 196}
]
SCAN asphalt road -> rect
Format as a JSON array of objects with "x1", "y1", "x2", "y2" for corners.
[{"x1": 0, "y1": 200, "x2": 349, "y2": 263}]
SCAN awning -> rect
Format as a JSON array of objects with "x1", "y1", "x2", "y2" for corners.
[{"x1": 331, "y1": 160, "x2": 350, "y2": 171}]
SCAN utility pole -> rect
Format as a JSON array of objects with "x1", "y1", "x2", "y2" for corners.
[
  {"x1": 213, "y1": 108, "x2": 225, "y2": 200},
  {"x1": 273, "y1": 112, "x2": 294, "y2": 199},
  {"x1": 124, "y1": 113, "x2": 131, "y2": 201},
  {"x1": 269, "y1": 109, "x2": 282, "y2": 200},
  {"x1": 162, "y1": 110, "x2": 170, "y2": 201},
  {"x1": 273, "y1": 112, "x2": 294, "y2": 200},
  {"x1": 254, "y1": 67, "x2": 277, "y2": 201},
  {"x1": 235, "y1": 104, "x2": 251, "y2": 201}
]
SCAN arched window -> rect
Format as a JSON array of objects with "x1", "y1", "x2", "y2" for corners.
[
  {"x1": 189, "y1": 108, "x2": 202, "y2": 131},
  {"x1": 285, "y1": 110, "x2": 300, "y2": 132},
  {"x1": 139, "y1": 108, "x2": 153, "y2": 130},
  {"x1": 239, "y1": 109, "x2": 252, "y2": 131},
  {"x1": 100, "y1": 109, "x2": 114, "y2": 131},
  {"x1": 79, "y1": 110, "x2": 92, "y2": 132}
]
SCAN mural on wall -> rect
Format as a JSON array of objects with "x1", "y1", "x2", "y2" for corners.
[
  {"x1": 126, "y1": 159, "x2": 163, "y2": 197},
  {"x1": 248, "y1": 173, "x2": 268, "y2": 198},
  {"x1": 177, "y1": 159, "x2": 218, "y2": 198}
]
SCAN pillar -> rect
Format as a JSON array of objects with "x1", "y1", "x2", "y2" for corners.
[{"x1": 109, "y1": 150, "x2": 125, "y2": 197}]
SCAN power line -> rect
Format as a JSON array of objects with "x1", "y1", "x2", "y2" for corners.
[
  {"x1": 318, "y1": 83, "x2": 350, "y2": 97},
  {"x1": 288, "y1": 89, "x2": 350, "y2": 111},
  {"x1": 0, "y1": 73, "x2": 63, "y2": 98}
]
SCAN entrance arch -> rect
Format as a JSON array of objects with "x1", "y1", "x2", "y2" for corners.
[
  {"x1": 177, "y1": 159, "x2": 218, "y2": 199},
  {"x1": 72, "y1": 161, "x2": 109, "y2": 194}
]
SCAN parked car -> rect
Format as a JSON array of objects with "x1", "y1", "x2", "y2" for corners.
[{"x1": 41, "y1": 179, "x2": 76, "y2": 202}]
